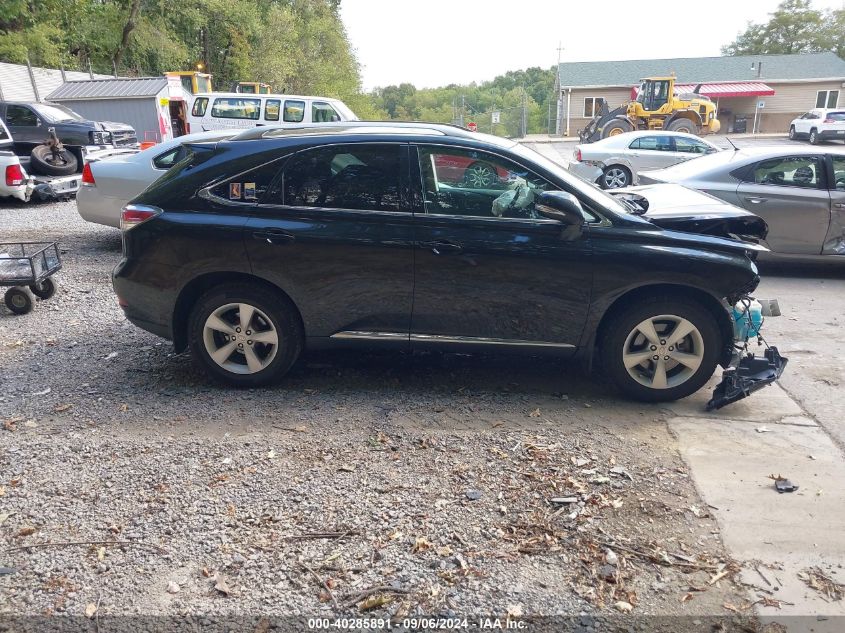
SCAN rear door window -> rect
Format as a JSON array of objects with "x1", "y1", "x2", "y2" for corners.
[
  {"x1": 265, "y1": 99, "x2": 281, "y2": 121},
  {"x1": 207, "y1": 160, "x2": 285, "y2": 204},
  {"x1": 751, "y1": 156, "x2": 825, "y2": 189},
  {"x1": 211, "y1": 97, "x2": 261, "y2": 120},
  {"x1": 629, "y1": 136, "x2": 673, "y2": 151},
  {"x1": 282, "y1": 144, "x2": 401, "y2": 211},
  {"x1": 832, "y1": 156, "x2": 845, "y2": 191},
  {"x1": 283, "y1": 100, "x2": 305, "y2": 123},
  {"x1": 827, "y1": 112, "x2": 845, "y2": 122}
]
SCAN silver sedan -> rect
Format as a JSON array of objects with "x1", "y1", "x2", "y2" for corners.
[
  {"x1": 569, "y1": 130, "x2": 720, "y2": 189},
  {"x1": 77, "y1": 130, "x2": 235, "y2": 227},
  {"x1": 639, "y1": 146, "x2": 845, "y2": 260}
]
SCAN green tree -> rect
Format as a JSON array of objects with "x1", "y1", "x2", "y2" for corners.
[{"x1": 722, "y1": 0, "x2": 845, "y2": 59}]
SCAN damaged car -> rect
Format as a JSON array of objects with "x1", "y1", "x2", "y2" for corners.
[
  {"x1": 638, "y1": 146, "x2": 845, "y2": 260},
  {"x1": 112, "y1": 122, "x2": 785, "y2": 408}
]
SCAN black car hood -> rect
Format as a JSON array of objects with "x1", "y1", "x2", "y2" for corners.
[{"x1": 610, "y1": 184, "x2": 768, "y2": 241}]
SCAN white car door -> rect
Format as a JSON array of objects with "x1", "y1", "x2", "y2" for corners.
[{"x1": 626, "y1": 136, "x2": 682, "y2": 170}]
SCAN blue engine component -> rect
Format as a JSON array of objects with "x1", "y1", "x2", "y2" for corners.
[{"x1": 732, "y1": 298, "x2": 763, "y2": 341}]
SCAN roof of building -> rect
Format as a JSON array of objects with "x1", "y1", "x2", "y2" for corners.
[
  {"x1": 557, "y1": 52, "x2": 845, "y2": 88},
  {"x1": 0, "y1": 61, "x2": 112, "y2": 101},
  {"x1": 47, "y1": 77, "x2": 168, "y2": 100}
]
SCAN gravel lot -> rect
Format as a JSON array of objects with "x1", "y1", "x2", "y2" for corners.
[{"x1": 1, "y1": 200, "x2": 755, "y2": 629}]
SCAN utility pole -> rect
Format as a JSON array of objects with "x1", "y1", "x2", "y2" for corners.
[
  {"x1": 521, "y1": 85, "x2": 527, "y2": 138},
  {"x1": 460, "y1": 94, "x2": 465, "y2": 127},
  {"x1": 556, "y1": 42, "x2": 565, "y2": 136}
]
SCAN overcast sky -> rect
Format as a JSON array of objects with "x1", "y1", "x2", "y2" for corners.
[{"x1": 341, "y1": 0, "x2": 844, "y2": 90}]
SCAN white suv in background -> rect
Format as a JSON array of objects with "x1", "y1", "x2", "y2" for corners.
[{"x1": 789, "y1": 108, "x2": 845, "y2": 144}]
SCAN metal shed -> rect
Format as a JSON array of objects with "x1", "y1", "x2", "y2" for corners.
[{"x1": 46, "y1": 77, "x2": 191, "y2": 144}]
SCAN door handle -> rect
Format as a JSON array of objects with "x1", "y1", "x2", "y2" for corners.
[
  {"x1": 420, "y1": 240, "x2": 462, "y2": 255},
  {"x1": 252, "y1": 228, "x2": 295, "y2": 245},
  {"x1": 744, "y1": 196, "x2": 768, "y2": 204}
]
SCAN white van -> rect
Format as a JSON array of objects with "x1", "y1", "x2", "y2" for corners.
[{"x1": 187, "y1": 93, "x2": 358, "y2": 132}]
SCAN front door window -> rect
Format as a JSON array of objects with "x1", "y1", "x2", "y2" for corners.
[{"x1": 418, "y1": 146, "x2": 553, "y2": 220}]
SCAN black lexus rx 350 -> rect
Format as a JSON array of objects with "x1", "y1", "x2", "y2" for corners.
[{"x1": 113, "y1": 123, "x2": 779, "y2": 403}]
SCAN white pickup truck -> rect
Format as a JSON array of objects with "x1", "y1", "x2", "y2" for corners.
[{"x1": 0, "y1": 119, "x2": 81, "y2": 202}]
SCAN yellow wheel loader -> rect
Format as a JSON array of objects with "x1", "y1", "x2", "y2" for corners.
[{"x1": 578, "y1": 76, "x2": 720, "y2": 143}]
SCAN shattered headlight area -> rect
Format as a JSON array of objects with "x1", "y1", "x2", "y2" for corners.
[{"x1": 707, "y1": 296, "x2": 789, "y2": 411}]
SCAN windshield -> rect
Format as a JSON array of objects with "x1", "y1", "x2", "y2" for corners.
[
  {"x1": 332, "y1": 100, "x2": 359, "y2": 121},
  {"x1": 33, "y1": 103, "x2": 85, "y2": 123},
  {"x1": 510, "y1": 142, "x2": 629, "y2": 216}
]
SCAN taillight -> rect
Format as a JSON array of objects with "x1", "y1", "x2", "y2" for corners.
[
  {"x1": 81, "y1": 163, "x2": 95, "y2": 185},
  {"x1": 185, "y1": 121, "x2": 191, "y2": 134},
  {"x1": 121, "y1": 204, "x2": 162, "y2": 231},
  {"x1": 5, "y1": 164, "x2": 25, "y2": 186},
  {"x1": 824, "y1": 118, "x2": 834, "y2": 123},
  {"x1": 573, "y1": 148, "x2": 582, "y2": 162}
]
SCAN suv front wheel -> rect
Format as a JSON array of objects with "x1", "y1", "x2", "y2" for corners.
[
  {"x1": 188, "y1": 283, "x2": 303, "y2": 386},
  {"x1": 600, "y1": 296, "x2": 721, "y2": 402}
]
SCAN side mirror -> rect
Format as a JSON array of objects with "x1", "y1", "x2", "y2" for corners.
[{"x1": 536, "y1": 191, "x2": 585, "y2": 228}]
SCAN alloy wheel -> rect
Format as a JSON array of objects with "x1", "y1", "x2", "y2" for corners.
[
  {"x1": 622, "y1": 314, "x2": 704, "y2": 389},
  {"x1": 603, "y1": 167, "x2": 629, "y2": 189},
  {"x1": 202, "y1": 302, "x2": 279, "y2": 374},
  {"x1": 464, "y1": 163, "x2": 496, "y2": 188}
]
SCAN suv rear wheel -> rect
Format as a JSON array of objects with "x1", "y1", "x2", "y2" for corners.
[
  {"x1": 188, "y1": 283, "x2": 302, "y2": 386},
  {"x1": 600, "y1": 296, "x2": 721, "y2": 402}
]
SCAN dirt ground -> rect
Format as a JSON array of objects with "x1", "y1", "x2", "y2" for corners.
[{"x1": 0, "y1": 199, "x2": 784, "y2": 631}]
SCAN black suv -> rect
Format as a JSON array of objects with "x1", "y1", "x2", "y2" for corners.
[{"x1": 113, "y1": 123, "x2": 770, "y2": 402}]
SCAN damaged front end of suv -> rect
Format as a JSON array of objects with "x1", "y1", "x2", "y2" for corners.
[{"x1": 610, "y1": 184, "x2": 788, "y2": 410}]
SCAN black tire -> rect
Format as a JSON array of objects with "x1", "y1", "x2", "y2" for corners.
[
  {"x1": 29, "y1": 277, "x2": 57, "y2": 300},
  {"x1": 600, "y1": 165, "x2": 631, "y2": 189},
  {"x1": 29, "y1": 145, "x2": 78, "y2": 176},
  {"x1": 667, "y1": 118, "x2": 699, "y2": 135},
  {"x1": 463, "y1": 162, "x2": 497, "y2": 188},
  {"x1": 4, "y1": 287, "x2": 34, "y2": 315},
  {"x1": 600, "y1": 295, "x2": 722, "y2": 402},
  {"x1": 788, "y1": 125, "x2": 796, "y2": 140},
  {"x1": 188, "y1": 282, "x2": 303, "y2": 387},
  {"x1": 809, "y1": 128, "x2": 819, "y2": 145},
  {"x1": 601, "y1": 119, "x2": 632, "y2": 139}
]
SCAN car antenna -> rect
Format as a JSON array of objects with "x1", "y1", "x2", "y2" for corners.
[{"x1": 725, "y1": 136, "x2": 739, "y2": 152}]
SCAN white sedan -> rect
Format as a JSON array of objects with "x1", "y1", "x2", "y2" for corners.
[
  {"x1": 77, "y1": 130, "x2": 235, "y2": 227},
  {"x1": 568, "y1": 130, "x2": 721, "y2": 189}
]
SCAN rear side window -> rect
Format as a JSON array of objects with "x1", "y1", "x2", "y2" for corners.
[
  {"x1": 192, "y1": 97, "x2": 209, "y2": 117},
  {"x1": 827, "y1": 112, "x2": 845, "y2": 122},
  {"x1": 751, "y1": 156, "x2": 825, "y2": 189},
  {"x1": 283, "y1": 144, "x2": 401, "y2": 211},
  {"x1": 629, "y1": 136, "x2": 672, "y2": 151},
  {"x1": 265, "y1": 99, "x2": 280, "y2": 121},
  {"x1": 283, "y1": 100, "x2": 305, "y2": 123},
  {"x1": 153, "y1": 145, "x2": 191, "y2": 170},
  {"x1": 312, "y1": 102, "x2": 340, "y2": 123},
  {"x1": 207, "y1": 159, "x2": 285, "y2": 204},
  {"x1": 0, "y1": 123, "x2": 8, "y2": 141},
  {"x1": 211, "y1": 98, "x2": 261, "y2": 120}
]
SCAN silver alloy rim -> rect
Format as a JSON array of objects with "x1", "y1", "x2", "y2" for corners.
[
  {"x1": 622, "y1": 314, "x2": 704, "y2": 390},
  {"x1": 465, "y1": 164, "x2": 496, "y2": 188},
  {"x1": 202, "y1": 302, "x2": 279, "y2": 374},
  {"x1": 603, "y1": 168, "x2": 628, "y2": 188}
]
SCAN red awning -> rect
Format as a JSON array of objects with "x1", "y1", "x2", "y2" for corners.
[{"x1": 630, "y1": 82, "x2": 775, "y2": 100}]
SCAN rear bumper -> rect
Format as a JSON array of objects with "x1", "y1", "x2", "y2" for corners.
[
  {"x1": 77, "y1": 186, "x2": 122, "y2": 228},
  {"x1": 568, "y1": 161, "x2": 603, "y2": 184},
  {"x1": 818, "y1": 129, "x2": 845, "y2": 140},
  {"x1": 112, "y1": 258, "x2": 176, "y2": 341}
]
